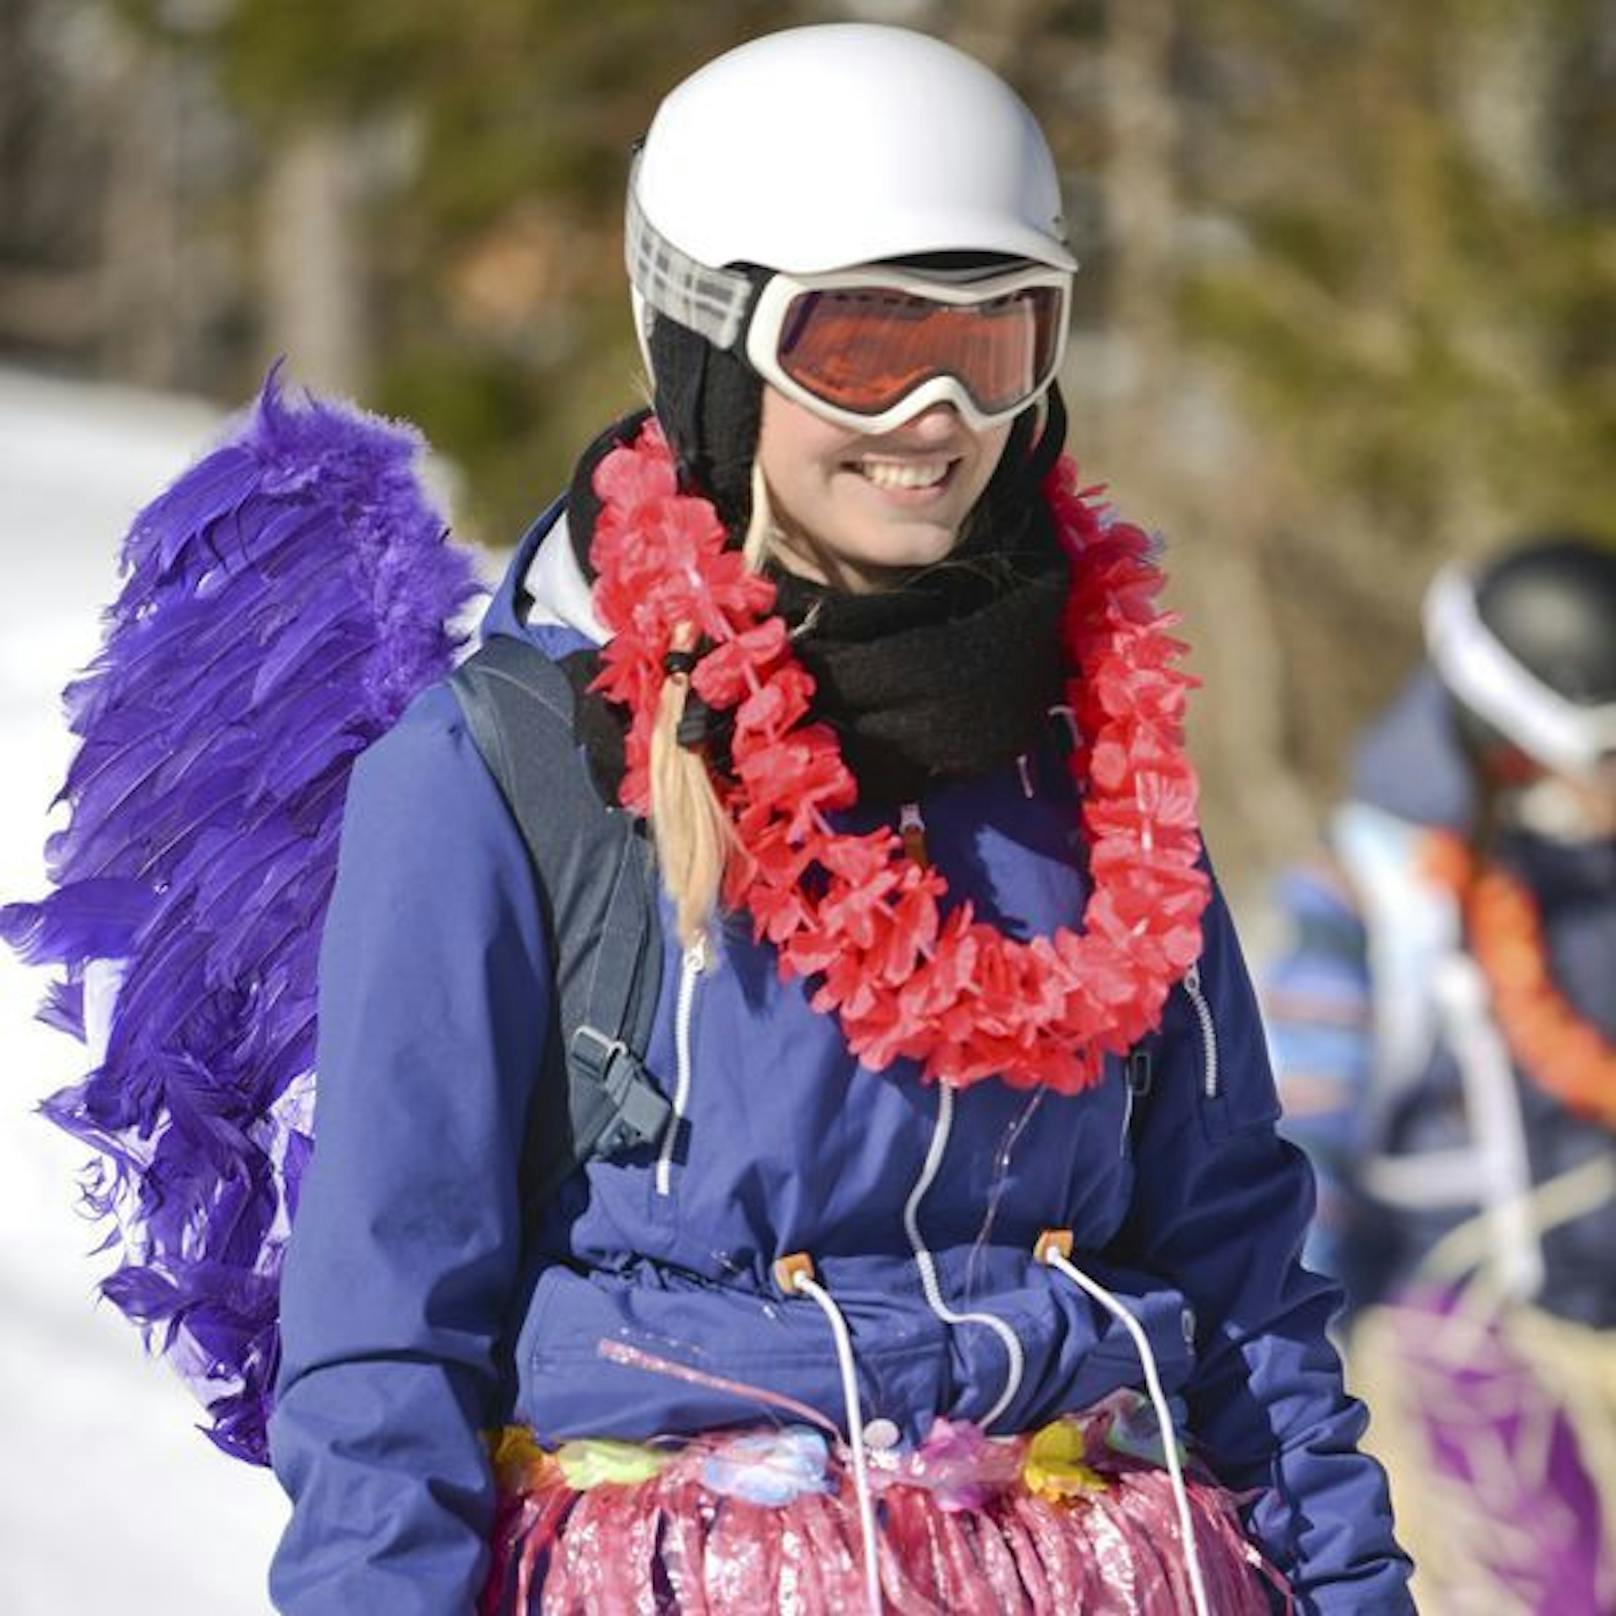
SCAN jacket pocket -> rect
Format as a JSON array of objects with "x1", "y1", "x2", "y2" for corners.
[
  {"x1": 517, "y1": 1263, "x2": 952, "y2": 1446},
  {"x1": 982, "y1": 1263, "x2": 1199, "y2": 1433},
  {"x1": 1185, "y1": 958, "x2": 1282, "y2": 1144}
]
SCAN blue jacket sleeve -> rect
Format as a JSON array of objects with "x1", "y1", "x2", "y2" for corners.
[
  {"x1": 1117, "y1": 879, "x2": 1414, "y2": 1614},
  {"x1": 267, "y1": 684, "x2": 549, "y2": 1615}
]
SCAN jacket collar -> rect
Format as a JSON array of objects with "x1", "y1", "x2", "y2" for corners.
[{"x1": 480, "y1": 496, "x2": 607, "y2": 653}]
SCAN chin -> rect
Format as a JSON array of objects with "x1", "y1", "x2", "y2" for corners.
[{"x1": 864, "y1": 519, "x2": 965, "y2": 570}]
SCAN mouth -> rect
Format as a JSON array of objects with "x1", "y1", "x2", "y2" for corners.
[{"x1": 842, "y1": 455, "x2": 962, "y2": 502}]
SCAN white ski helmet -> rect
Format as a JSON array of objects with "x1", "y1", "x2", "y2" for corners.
[
  {"x1": 628, "y1": 23, "x2": 1075, "y2": 356},
  {"x1": 1424, "y1": 535, "x2": 1616, "y2": 784}
]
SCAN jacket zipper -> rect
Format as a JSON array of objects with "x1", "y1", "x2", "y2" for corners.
[
  {"x1": 1120, "y1": 1048, "x2": 1151, "y2": 1156},
  {"x1": 656, "y1": 941, "x2": 706, "y2": 1196},
  {"x1": 1183, "y1": 961, "x2": 1219, "y2": 1100}
]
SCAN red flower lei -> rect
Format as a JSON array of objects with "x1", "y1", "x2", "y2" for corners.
[
  {"x1": 589, "y1": 420, "x2": 1210, "y2": 1095},
  {"x1": 1425, "y1": 833, "x2": 1616, "y2": 1129}
]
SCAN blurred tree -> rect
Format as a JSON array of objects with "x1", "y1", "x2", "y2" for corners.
[
  {"x1": 1173, "y1": 0, "x2": 1616, "y2": 770},
  {"x1": 117, "y1": 0, "x2": 823, "y2": 540},
  {"x1": 953, "y1": 0, "x2": 1616, "y2": 874},
  {"x1": 0, "y1": 4, "x2": 129, "y2": 361},
  {"x1": 14, "y1": 0, "x2": 1615, "y2": 881}
]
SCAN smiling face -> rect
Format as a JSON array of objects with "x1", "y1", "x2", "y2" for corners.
[{"x1": 754, "y1": 387, "x2": 1013, "y2": 593}]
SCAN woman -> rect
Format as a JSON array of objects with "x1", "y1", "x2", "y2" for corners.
[{"x1": 268, "y1": 24, "x2": 1412, "y2": 1613}]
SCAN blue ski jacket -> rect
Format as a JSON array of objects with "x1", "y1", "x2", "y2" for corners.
[{"x1": 268, "y1": 503, "x2": 1414, "y2": 1612}]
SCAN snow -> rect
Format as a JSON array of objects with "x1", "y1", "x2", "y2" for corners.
[{"x1": 0, "y1": 368, "x2": 288, "y2": 1613}]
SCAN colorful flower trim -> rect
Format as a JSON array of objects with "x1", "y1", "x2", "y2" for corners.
[
  {"x1": 1426, "y1": 833, "x2": 1616, "y2": 1129},
  {"x1": 1023, "y1": 1421, "x2": 1107, "y2": 1502},
  {"x1": 480, "y1": 1401, "x2": 1284, "y2": 1614},
  {"x1": 589, "y1": 420, "x2": 1210, "y2": 1095},
  {"x1": 489, "y1": 1398, "x2": 1180, "y2": 1511}
]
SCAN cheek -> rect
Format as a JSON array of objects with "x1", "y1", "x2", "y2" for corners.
[
  {"x1": 761, "y1": 444, "x2": 842, "y2": 533},
  {"x1": 757, "y1": 399, "x2": 850, "y2": 504},
  {"x1": 969, "y1": 425, "x2": 1015, "y2": 500}
]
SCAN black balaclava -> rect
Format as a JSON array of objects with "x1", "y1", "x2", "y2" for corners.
[
  {"x1": 648, "y1": 314, "x2": 764, "y2": 536},
  {"x1": 761, "y1": 381, "x2": 1070, "y2": 803}
]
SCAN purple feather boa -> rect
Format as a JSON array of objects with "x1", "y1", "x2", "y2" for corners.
[{"x1": 1, "y1": 367, "x2": 482, "y2": 1463}]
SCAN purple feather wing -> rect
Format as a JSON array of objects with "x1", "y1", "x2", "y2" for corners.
[{"x1": 0, "y1": 367, "x2": 482, "y2": 1464}]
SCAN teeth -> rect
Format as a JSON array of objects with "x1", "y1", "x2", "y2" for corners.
[{"x1": 856, "y1": 458, "x2": 950, "y2": 490}]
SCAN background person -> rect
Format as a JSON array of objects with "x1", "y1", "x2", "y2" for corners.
[{"x1": 1265, "y1": 533, "x2": 1616, "y2": 1612}]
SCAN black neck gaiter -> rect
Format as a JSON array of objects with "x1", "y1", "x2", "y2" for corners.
[
  {"x1": 558, "y1": 408, "x2": 1071, "y2": 808},
  {"x1": 766, "y1": 503, "x2": 1069, "y2": 804}
]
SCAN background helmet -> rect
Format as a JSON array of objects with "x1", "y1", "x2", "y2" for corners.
[{"x1": 1424, "y1": 534, "x2": 1616, "y2": 784}]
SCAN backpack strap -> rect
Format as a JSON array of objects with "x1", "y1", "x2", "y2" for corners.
[{"x1": 449, "y1": 633, "x2": 669, "y2": 1212}]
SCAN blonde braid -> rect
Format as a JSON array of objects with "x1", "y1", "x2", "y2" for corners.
[{"x1": 647, "y1": 464, "x2": 776, "y2": 948}]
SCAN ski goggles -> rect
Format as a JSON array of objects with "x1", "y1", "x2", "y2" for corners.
[
  {"x1": 626, "y1": 175, "x2": 1073, "y2": 436},
  {"x1": 743, "y1": 264, "x2": 1072, "y2": 435}
]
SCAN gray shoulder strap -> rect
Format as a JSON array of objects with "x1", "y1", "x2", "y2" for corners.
[{"x1": 449, "y1": 634, "x2": 668, "y2": 1210}]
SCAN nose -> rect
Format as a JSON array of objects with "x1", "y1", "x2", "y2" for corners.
[{"x1": 890, "y1": 401, "x2": 962, "y2": 444}]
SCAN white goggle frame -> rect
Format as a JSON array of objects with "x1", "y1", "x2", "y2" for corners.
[{"x1": 742, "y1": 262, "x2": 1073, "y2": 437}]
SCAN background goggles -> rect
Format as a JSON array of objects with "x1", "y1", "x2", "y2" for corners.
[{"x1": 745, "y1": 264, "x2": 1072, "y2": 435}]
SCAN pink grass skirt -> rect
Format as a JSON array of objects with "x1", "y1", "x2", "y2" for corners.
[{"x1": 479, "y1": 1394, "x2": 1286, "y2": 1613}]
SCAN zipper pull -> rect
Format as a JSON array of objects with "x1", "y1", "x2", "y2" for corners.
[
  {"x1": 1125, "y1": 1047, "x2": 1155, "y2": 1099},
  {"x1": 899, "y1": 802, "x2": 929, "y2": 868},
  {"x1": 1048, "y1": 703, "x2": 1081, "y2": 752}
]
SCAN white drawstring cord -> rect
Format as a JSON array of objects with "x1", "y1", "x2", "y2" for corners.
[
  {"x1": 1036, "y1": 1231, "x2": 1211, "y2": 1616},
  {"x1": 775, "y1": 1254, "x2": 883, "y2": 1615},
  {"x1": 904, "y1": 1083, "x2": 1027, "y2": 1427}
]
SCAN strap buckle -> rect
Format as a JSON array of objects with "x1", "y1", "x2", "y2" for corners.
[
  {"x1": 569, "y1": 1024, "x2": 673, "y2": 1155},
  {"x1": 1125, "y1": 1047, "x2": 1155, "y2": 1100}
]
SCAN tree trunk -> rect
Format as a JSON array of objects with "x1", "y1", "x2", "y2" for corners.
[
  {"x1": 261, "y1": 124, "x2": 370, "y2": 397},
  {"x1": 1101, "y1": 0, "x2": 1176, "y2": 442},
  {"x1": 1099, "y1": 0, "x2": 1317, "y2": 882},
  {"x1": 99, "y1": 43, "x2": 183, "y2": 387}
]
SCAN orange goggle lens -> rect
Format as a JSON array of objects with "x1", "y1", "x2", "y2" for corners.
[{"x1": 775, "y1": 285, "x2": 1065, "y2": 419}]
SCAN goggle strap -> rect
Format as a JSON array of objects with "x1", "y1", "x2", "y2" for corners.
[{"x1": 625, "y1": 161, "x2": 755, "y2": 351}]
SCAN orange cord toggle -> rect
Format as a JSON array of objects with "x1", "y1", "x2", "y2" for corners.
[
  {"x1": 773, "y1": 1251, "x2": 817, "y2": 1293},
  {"x1": 898, "y1": 803, "x2": 930, "y2": 869},
  {"x1": 1034, "y1": 1228, "x2": 1074, "y2": 1265}
]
